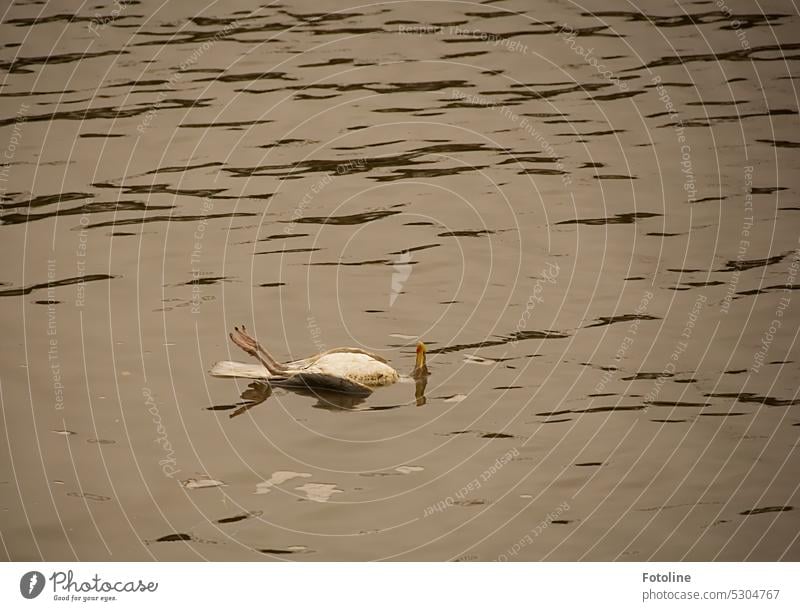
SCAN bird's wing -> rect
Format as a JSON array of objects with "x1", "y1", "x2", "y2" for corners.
[
  {"x1": 269, "y1": 372, "x2": 373, "y2": 396},
  {"x1": 209, "y1": 360, "x2": 271, "y2": 379}
]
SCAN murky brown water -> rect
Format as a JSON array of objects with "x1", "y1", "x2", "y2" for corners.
[{"x1": 1, "y1": 0, "x2": 799, "y2": 561}]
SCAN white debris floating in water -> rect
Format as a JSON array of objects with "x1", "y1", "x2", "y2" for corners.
[
  {"x1": 395, "y1": 465, "x2": 424, "y2": 474},
  {"x1": 295, "y1": 483, "x2": 343, "y2": 503},
  {"x1": 181, "y1": 478, "x2": 226, "y2": 490},
  {"x1": 255, "y1": 471, "x2": 312, "y2": 495},
  {"x1": 463, "y1": 354, "x2": 497, "y2": 365},
  {"x1": 443, "y1": 394, "x2": 467, "y2": 403}
]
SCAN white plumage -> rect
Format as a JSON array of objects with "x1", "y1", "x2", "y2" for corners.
[{"x1": 305, "y1": 352, "x2": 400, "y2": 386}]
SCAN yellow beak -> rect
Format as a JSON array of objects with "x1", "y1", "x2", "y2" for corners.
[{"x1": 414, "y1": 341, "x2": 428, "y2": 377}]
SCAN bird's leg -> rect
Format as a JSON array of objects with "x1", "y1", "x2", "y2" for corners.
[
  {"x1": 230, "y1": 326, "x2": 289, "y2": 374},
  {"x1": 229, "y1": 326, "x2": 258, "y2": 355},
  {"x1": 229, "y1": 327, "x2": 275, "y2": 374}
]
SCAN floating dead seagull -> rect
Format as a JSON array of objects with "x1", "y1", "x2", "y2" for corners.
[{"x1": 210, "y1": 325, "x2": 429, "y2": 396}]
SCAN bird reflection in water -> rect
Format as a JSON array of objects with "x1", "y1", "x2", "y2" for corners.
[
  {"x1": 415, "y1": 375, "x2": 428, "y2": 407},
  {"x1": 229, "y1": 381, "x2": 272, "y2": 418}
]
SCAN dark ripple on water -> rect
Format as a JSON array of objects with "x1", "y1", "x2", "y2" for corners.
[
  {"x1": 2, "y1": 201, "x2": 171, "y2": 225},
  {"x1": 0, "y1": 274, "x2": 116, "y2": 297},
  {"x1": 556, "y1": 212, "x2": 661, "y2": 226}
]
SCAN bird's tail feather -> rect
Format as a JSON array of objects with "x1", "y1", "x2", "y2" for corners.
[{"x1": 209, "y1": 360, "x2": 270, "y2": 379}]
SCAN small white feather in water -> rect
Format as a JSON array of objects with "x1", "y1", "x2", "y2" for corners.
[
  {"x1": 181, "y1": 478, "x2": 226, "y2": 490},
  {"x1": 444, "y1": 394, "x2": 467, "y2": 403},
  {"x1": 295, "y1": 483, "x2": 343, "y2": 503},
  {"x1": 255, "y1": 471, "x2": 311, "y2": 495},
  {"x1": 395, "y1": 465, "x2": 424, "y2": 474}
]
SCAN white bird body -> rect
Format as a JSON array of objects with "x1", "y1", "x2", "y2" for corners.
[{"x1": 300, "y1": 352, "x2": 400, "y2": 386}]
